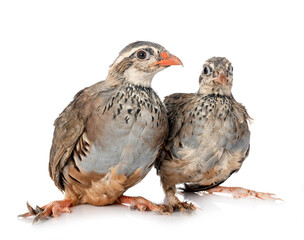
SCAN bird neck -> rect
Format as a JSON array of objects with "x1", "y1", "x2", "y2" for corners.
[
  {"x1": 123, "y1": 67, "x2": 156, "y2": 87},
  {"x1": 106, "y1": 66, "x2": 156, "y2": 88},
  {"x1": 198, "y1": 84, "x2": 232, "y2": 96}
]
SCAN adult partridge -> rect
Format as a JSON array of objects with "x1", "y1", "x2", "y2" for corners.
[{"x1": 19, "y1": 41, "x2": 183, "y2": 222}]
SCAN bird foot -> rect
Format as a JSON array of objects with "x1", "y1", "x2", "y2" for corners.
[
  {"x1": 167, "y1": 195, "x2": 197, "y2": 213},
  {"x1": 118, "y1": 195, "x2": 170, "y2": 215},
  {"x1": 18, "y1": 199, "x2": 73, "y2": 224},
  {"x1": 170, "y1": 201, "x2": 196, "y2": 213},
  {"x1": 206, "y1": 186, "x2": 282, "y2": 201}
]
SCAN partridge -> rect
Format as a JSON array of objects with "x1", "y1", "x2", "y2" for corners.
[
  {"x1": 156, "y1": 57, "x2": 279, "y2": 212},
  {"x1": 19, "y1": 41, "x2": 183, "y2": 222}
]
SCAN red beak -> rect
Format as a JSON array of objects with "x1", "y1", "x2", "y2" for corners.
[
  {"x1": 154, "y1": 52, "x2": 183, "y2": 66},
  {"x1": 220, "y1": 73, "x2": 227, "y2": 85},
  {"x1": 214, "y1": 71, "x2": 227, "y2": 85}
]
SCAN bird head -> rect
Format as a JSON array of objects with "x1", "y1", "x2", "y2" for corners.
[
  {"x1": 107, "y1": 41, "x2": 183, "y2": 87},
  {"x1": 198, "y1": 57, "x2": 233, "y2": 96}
]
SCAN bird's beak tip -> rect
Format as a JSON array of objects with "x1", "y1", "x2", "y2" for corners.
[{"x1": 154, "y1": 52, "x2": 183, "y2": 67}]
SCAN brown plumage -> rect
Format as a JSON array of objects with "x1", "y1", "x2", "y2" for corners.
[
  {"x1": 156, "y1": 57, "x2": 279, "y2": 212},
  {"x1": 19, "y1": 41, "x2": 183, "y2": 223}
]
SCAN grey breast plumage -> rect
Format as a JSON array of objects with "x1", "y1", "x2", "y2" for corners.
[
  {"x1": 156, "y1": 92, "x2": 250, "y2": 190},
  {"x1": 49, "y1": 81, "x2": 168, "y2": 192},
  {"x1": 77, "y1": 83, "x2": 168, "y2": 178}
]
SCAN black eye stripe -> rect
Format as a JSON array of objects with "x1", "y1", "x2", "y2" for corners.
[{"x1": 144, "y1": 48, "x2": 154, "y2": 55}]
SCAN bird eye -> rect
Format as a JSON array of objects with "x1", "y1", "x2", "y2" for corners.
[
  {"x1": 203, "y1": 66, "x2": 212, "y2": 76},
  {"x1": 228, "y1": 65, "x2": 233, "y2": 74},
  {"x1": 136, "y1": 50, "x2": 150, "y2": 60}
]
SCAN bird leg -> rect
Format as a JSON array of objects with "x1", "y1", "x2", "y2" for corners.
[
  {"x1": 18, "y1": 199, "x2": 73, "y2": 224},
  {"x1": 165, "y1": 187, "x2": 196, "y2": 213},
  {"x1": 206, "y1": 186, "x2": 281, "y2": 200},
  {"x1": 118, "y1": 195, "x2": 170, "y2": 215}
]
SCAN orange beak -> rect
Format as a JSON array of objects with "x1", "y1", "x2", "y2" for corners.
[
  {"x1": 219, "y1": 73, "x2": 227, "y2": 85},
  {"x1": 215, "y1": 71, "x2": 227, "y2": 85},
  {"x1": 154, "y1": 52, "x2": 183, "y2": 66}
]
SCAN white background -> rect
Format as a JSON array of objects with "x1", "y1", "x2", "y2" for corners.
[{"x1": 1, "y1": 0, "x2": 303, "y2": 239}]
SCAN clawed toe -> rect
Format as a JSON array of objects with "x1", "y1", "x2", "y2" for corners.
[
  {"x1": 18, "y1": 202, "x2": 44, "y2": 218},
  {"x1": 254, "y1": 192, "x2": 282, "y2": 201},
  {"x1": 170, "y1": 201, "x2": 196, "y2": 213},
  {"x1": 18, "y1": 199, "x2": 73, "y2": 224},
  {"x1": 166, "y1": 194, "x2": 197, "y2": 213},
  {"x1": 119, "y1": 195, "x2": 170, "y2": 215},
  {"x1": 32, "y1": 211, "x2": 49, "y2": 224},
  {"x1": 18, "y1": 202, "x2": 49, "y2": 224},
  {"x1": 206, "y1": 186, "x2": 282, "y2": 201},
  {"x1": 130, "y1": 202, "x2": 170, "y2": 215}
]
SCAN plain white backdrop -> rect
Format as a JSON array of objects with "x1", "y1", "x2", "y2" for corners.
[{"x1": 1, "y1": 0, "x2": 303, "y2": 239}]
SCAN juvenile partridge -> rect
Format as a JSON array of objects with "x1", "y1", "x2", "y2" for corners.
[
  {"x1": 19, "y1": 41, "x2": 183, "y2": 222},
  {"x1": 156, "y1": 57, "x2": 279, "y2": 212}
]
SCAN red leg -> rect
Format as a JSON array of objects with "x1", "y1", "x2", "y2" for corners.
[
  {"x1": 18, "y1": 199, "x2": 73, "y2": 224},
  {"x1": 118, "y1": 195, "x2": 170, "y2": 215},
  {"x1": 206, "y1": 186, "x2": 282, "y2": 200}
]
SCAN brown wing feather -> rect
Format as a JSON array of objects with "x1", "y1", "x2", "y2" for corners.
[
  {"x1": 155, "y1": 93, "x2": 195, "y2": 172},
  {"x1": 49, "y1": 81, "x2": 117, "y2": 191},
  {"x1": 164, "y1": 93, "x2": 196, "y2": 141}
]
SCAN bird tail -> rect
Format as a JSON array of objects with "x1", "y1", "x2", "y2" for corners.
[
  {"x1": 182, "y1": 169, "x2": 240, "y2": 192},
  {"x1": 181, "y1": 181, "x2": 224, "y2": 192}
]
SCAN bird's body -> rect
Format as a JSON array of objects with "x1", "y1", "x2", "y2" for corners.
[
  {"x1": 20, "y1": 41, "x2": 183, "y2": 222},
  {"x1": 53, "y1": 81, "x2": 168, "y2": 206},
  {"x1": 159, "y1": 92, "x2": 250, "y2": 193},
  {"x1": 155, "y1": 57, "x2": 276, "y2": 211}
]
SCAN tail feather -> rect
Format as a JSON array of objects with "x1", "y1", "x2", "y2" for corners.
[
  {"x1": 181, "y1": 181, "x2": 225, "y2": 192},
  {"x1": 181, "y1": 170, "x2": 239, "y2": 192}
]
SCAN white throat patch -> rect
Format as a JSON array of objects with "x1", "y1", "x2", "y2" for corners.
[{"x1": 124, "y1": 66, "x2": 157, "y2": 87}]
